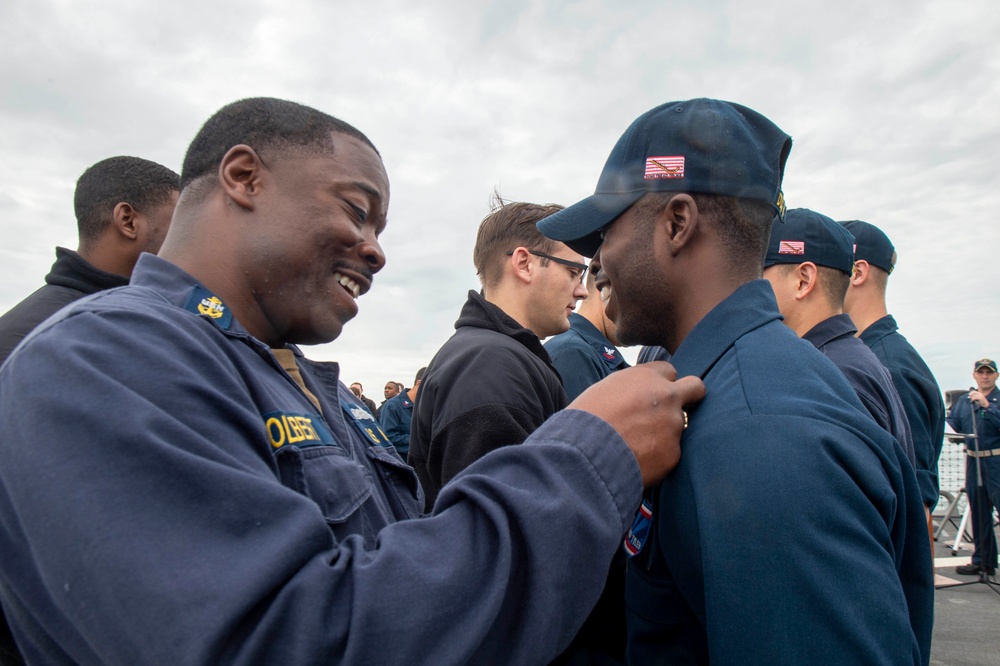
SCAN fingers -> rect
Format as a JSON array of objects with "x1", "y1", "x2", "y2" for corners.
[
  {"x1": 673, "y1": 374, "x2": 707, "y2": 407},
  {"x1": 635, "y1": 362, "x2": 705, "y2": 407},
  {"x1": 641, "y1": 360, "x2": 678, "y2": 382}
]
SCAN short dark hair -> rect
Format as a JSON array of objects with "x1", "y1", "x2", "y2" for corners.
[
  {"x1": 414, "y1": 367, "x2": 427, "y2": 384},
  {"x1": 818, "y1": 265, "x2": 851, "y2": 309},
  {"x1": 634, "y1": 192, "x2": 774, "y2": 279},
  {"x1": 73, "y1": 156, "x2": 180, "y2": 247},
  {"x1": 473, "y1": 195, "x2": 564, "y2": 289},
  {"x1": 868, "y1": 261, "x2": 892, "y2": 294},
  {"x1": 774, "y1": 263, "x2": 851, "y2": 310},
  {"x1": 180, "y1": 97, "x2": 379, "y2": 192}
]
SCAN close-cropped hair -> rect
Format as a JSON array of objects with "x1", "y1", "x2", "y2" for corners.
[
  {"x1": 818, "y1": 265, "x2": 852, "y2": 309},
  {"x1": 869, "y1": 255, "x2": 895, "y2": 293},
  {"x1": 774, "y1": 263, "x2": 852, "y2": 310},
  {"x1": 473, "y1": 195, "x2": 564, "y2": 289},
  {"x1": 634, "y1": 192, "x2": 775, "y2": 279},
  {"x1": 179, "y1": 97, "x2": 378, "y2": 193},
  {"x1": 74, "y1": 156, "x2": 180, "y2": 248}
]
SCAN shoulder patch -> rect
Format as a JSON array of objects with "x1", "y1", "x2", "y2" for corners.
[{"x1": 342, "y1": 402, "x2": 394, "y2": 448}]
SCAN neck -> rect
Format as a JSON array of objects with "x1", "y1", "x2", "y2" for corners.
[
  {"x1": 790, "y1": 301, "x2": 839, "y2": 338},
  {"x1": 159, "y1": 206, "x2": 278, "y2": 345},
  {"x1": 844, "y1": 296, "x2": 888, "y2": 337},
  {"x1": 667, "y1": 270, "x2": 749, "y2": 354},
  {"x1": 577, "y1": 298, "x2": 607, "y2": 336},
  {"x1": 77, "y1": 241, "x2": 135, "y2": 278},
  {"x1": 483, "y1": 286, "x2": 540, "y2": 337}
]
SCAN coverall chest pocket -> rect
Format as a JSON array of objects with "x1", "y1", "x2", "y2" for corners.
[
  {"x1": 274, "y1": 444, "x2": 373, "y2": 525},
  {"x1": 365, "y1": 446, "x2": 423, "y2": 519}
]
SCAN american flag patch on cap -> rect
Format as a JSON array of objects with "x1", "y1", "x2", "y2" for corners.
[
  {"x1": 644, "y1": 156, "x2": 685, "y2": 180},
  {"x1": 779, "y1": 240, "x2": 805, "y2": 255}
]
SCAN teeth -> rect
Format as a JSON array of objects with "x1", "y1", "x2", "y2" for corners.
[
  {"x1": 333, "y1": 272, "x2": 360, "y2": 299},
  {"x1": 600, "y1": 285, "x2": 612, "y2": 304}
]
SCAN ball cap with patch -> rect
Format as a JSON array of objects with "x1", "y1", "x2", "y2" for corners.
[
  {"x1": 839, "y1": 220, "x2": 895, "y2": 274},
  {"x1": 764, "y1": 208, "x2": 855, "y2": 274},
  {"x1": 975, "y1": 358, "x2": 998, "y2": 373},
  {"x1": 537, "y1": 98, "x2": 793, "y2": 257}
]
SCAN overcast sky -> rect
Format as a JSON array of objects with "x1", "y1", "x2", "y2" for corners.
[{"x1": 1, "y1": 0, "x2": 997, "y2": 403}]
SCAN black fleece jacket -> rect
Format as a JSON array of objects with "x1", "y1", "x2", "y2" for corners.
[
  {"x1": 0, "y1": 247, "x2": 129, "y2": 365},
  {"x1": 408, "y1": 290, "x2": 567, "y2": 511}
]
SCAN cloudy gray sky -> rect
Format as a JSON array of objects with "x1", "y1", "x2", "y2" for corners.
[{"x1": 1, "y1": 0, "x2": 997, "y2": 402}]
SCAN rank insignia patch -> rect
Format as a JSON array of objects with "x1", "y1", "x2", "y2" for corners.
[{"x1": 183, "y1": 285, "x2": 234, "y2": 330}]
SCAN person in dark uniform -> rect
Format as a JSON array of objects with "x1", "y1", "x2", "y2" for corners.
[
  {"x1": 538, "y1": 98, "x2": 932, "y2": 664},
  {"x1": 763, "y1": 207, "x2": 916, "y2": 464},
  {"x1": 947, "y1": 358, "x2": 1000, "y2": 576},
  {"x1": 378, "y1": 367, "x2": 425, "y2": 461},
  {"x1": 545, "y1": 259, "x2": 629, "y2": 401},
  {"x1": 0, "y1": 97, "x2": 703, "y2": 664},
  {"x1": 841, "y1": 219, "x2": 946, "y2": 548}
]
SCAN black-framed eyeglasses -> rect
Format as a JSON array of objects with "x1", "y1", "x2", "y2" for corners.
[{"x1": 506, "y1": 249, "x2": 588, "y2": 282}]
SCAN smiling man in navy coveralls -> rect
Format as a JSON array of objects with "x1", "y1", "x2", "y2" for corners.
[
  {"x1": 539, "y1": 99, "x2": 932, "y2": 664},
  {"x1": 0, "y1": 98, "x2": 706, "y2": 664}
]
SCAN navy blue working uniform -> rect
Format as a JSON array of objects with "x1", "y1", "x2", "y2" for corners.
[
  {"x1": 545, "y1": 311, "x2": 631, "y2": 663},
  {"x1": 860, "y1": 315, "x2": 946, "y2": 508},
  {"x1": 803, "y1": 313, "x2": 916, "y2": 465},
  {"x1": 946, "y1": 387, "x2": 1000, "y2": 570},
  {"x1": 625, "y1": 281, "x2": 933, "y2": 665},
  {"x1": 0, "y1": 254, "x2": 645, "y2": 664},
  {"x1": 545, "y1": 311, "x2": 629, "y2": 400},
  {"x1": 378, "y1": 389, "x2": 414, "y2": 460},
  {"x1": 637, "y1": 345, "x2": 671, "y2": 364}
]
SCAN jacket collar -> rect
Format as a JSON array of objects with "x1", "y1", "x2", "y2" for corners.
[
  {"x1": 45, "y1": 247, "x2": 129, "y2": 294},
  {"x1": 456, "y1": 290, "x2": 554, "y2": 367},
  {"x1": 802, "y1": 313, "x2": 857, "y2": 349},
  {"x1": 671, "y1": 280, "x2": 782, "y2": 380}
]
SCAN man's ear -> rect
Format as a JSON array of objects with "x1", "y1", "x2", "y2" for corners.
[
  {"x1": 219, "y1": 144, "x2": 265, "y2": 211},
  {"x1": 112, "y1": 202, "x2": 138, "y2": 240},
  {"x1": 795, "y1": 262, "x2": 819, "y2": 300},
  {"x1": 850, "y1": 260, "x2": 869, "y2": 287},
  {"x1": 659, "y1": 194, "x2": 698, "y2": 256},
  {"x1": 508, "y1": 246, "x2": 535, "y2": 284}
]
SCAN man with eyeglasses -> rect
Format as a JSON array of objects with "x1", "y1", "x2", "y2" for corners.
[{"x1": 409, "y1": 200, "x2": 589, "y2": 513}]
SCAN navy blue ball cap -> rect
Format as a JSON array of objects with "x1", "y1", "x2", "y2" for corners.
[
  {"x1": 975, "y1": 358, "x2": 998, "y2": 373},
  {"x1": 764, "y1": 208, "x2": 855, "y2": 274},
  {"x1": 839, "y1": 220, "x2": 895, "y2": 274},
  {"x1": 538, "y1": 98, "x2": 793, "y2": 257}
]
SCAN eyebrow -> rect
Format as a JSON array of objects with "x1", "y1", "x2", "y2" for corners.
[{"x1": 351, "y1": 180, "x2": 383, "y2": 204}]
